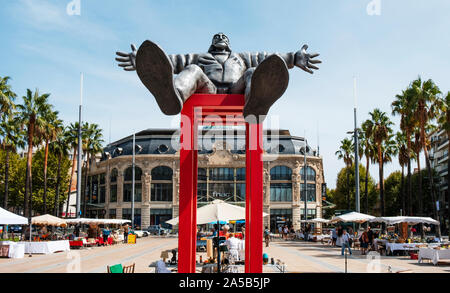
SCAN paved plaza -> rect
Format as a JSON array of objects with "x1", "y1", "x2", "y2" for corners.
[{"x1": 1, "y1": 237, "x2": 449, "y2": 273}]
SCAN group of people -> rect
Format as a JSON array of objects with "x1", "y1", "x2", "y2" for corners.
[{"x1": 330, "y1": 226, "x2": 379, "y2": 256}]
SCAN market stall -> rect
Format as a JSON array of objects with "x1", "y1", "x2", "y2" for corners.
[
  {"x1": 0, "y1": 207, "x2": 29, "y2": 258},
  {"x1": 330, "y1": 212, "x2": 375, "y2": 224},
  {"x1": 23, "y1": 214, "x2": 70, "y2": 254},
  {"x1": 419, "y1": 247, "x2": 450, "y2": 265}
]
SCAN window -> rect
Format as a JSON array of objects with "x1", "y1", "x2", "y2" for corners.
[
  {"x1": 300, "y1": 183, "x2": 316, "y2": 202},
  {"x1": 124, "y1": 166, "x2": 142, "y2": 181},
  {"x1": 198, "y1": 168, "x2": 207, "y2": 181},
  {"x1": 209, "y1": 168, "x2": 234, "y2": 181},
  {"x1": 122, "y1": 208, "x2": 141, "y2": 227},
  {"x1": 150, "y1": 209, "x2": 172, "y2": 226},
  {"x1": 301, "y1": 208, "x2": 317, "y2": 220},
  {"x1": 270, "y1": 209, "x2": 293, "y2": 232},
  {"x1": 236, "y1": 168, "x2": 246, "y2": 180},
  {"x1": 109, "y1": 209, "x2": 116, "y2": 219},
  {"x1": 151, "y1": 183, "x2": 173, "y2": 201},
  {"x1": 123, "y1": 183, "x2": 142, "y2": 202},
  {"x1": 151, "y1": 166, "x2": 173, "y2": 202},
  {"x1": 270, "y1": 166, "x2": 292, "y2": 180},
  {"x1": 300, "y1": 166, "x2": 316, "y2": 182},
  {"x1": 91, "y1": 176, "x2": 98, "y2": 203},
  {"x1": 110, "y1": 185, "x2": 117, "y2": 202},
  {"x1": 151, "y1": 166, "x2": 173, "y2": 180},
  {"x1": 236, "y1": 183, "x2": 245, "y2": 201},
  {"x1": 99, "y1": 186, "x2": 106, "y2": 203},
  {"x1": 270, "y1": 183, "x2": 292, "y2": 202},
  {"x1": 110, "y1": 169, "x2": 118, "y2": 182}
]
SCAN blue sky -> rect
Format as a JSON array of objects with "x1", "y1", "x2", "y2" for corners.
[{"x1": 1, "y1": 0, "x2": 450, "y2": 188}]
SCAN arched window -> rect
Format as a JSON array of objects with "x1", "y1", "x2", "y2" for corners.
[
  {"x1": 270, "y1": 166, "x2": 292, "y2": 181},
  {"x1": 110, "y1": 168, "x2": 118, "y2": 183},
  {"x1": 151, "y1": 166, "x2": 173, "y2": 202},
  {"x1": 109, "y1": 169, "x2": 118, "y2": 202},
  {"x1": 124, "y1": 166, "x2": 142, "y2": 181},
  {"x1": 151, "y1": 166, "x2": 173, "y2": 180},
  {"x1": 300, "y1": 166, "x2": 316, "y2": 182},
  {"x1": 123, "y1": 166, "x2": 142, "y2": 202}
]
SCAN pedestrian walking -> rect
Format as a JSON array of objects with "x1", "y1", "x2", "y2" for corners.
[
  {"x1": 264, "y1": 226, "x2": 270, "y2": 247},
  {"x1": 340, "y1": 229, "x2": 352, "y2": 255}
]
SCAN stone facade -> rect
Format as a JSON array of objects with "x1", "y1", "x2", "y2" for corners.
[{"x1": 85, "y1": 129, "x2": 326, "y2": 232}]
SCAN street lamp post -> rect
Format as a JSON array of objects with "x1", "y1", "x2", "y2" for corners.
[
  {"x1": 303, "y1": 139, "x2": 308, "y2": 237},
  {"x1": 76, "y1": 73, "x2": 83, "y2": 219}
]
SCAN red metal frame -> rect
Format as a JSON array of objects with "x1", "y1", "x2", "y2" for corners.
[{"x1": 178, "y1": 94, "x2": 263, "y2": 273}]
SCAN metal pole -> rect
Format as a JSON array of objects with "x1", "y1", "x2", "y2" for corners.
[
  {"x1": 132, "y1": 132, "x2": 135, "y2": 230},
  {"x1": 354, "y1": 77, "x2": 360, "y2": 213},
  {"x1": 76, "y1": 73, "x2": 83, "y2": 219},
  {"x1": 303, "y1": 136, "x2": 308, "y2": 238}
]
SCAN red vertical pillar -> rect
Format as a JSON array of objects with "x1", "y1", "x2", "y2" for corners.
[
  {"x1": 245, "y1": 122, "x2": 264, "y2": 273},
  {"x1": 178, "y1": 105, "x2": 198, "y2": 273}
]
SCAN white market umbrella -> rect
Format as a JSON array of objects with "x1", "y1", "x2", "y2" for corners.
[
  {"x1": 32, "y1": 214, "x2": 67, "y2": 227},
  {"x1": 369, "y1": 216, "x2": 439, "y2": 225},
  {"x1": 65, "y1": 218, "x2": 131, "y2": 225},
  {"x1": 330, "y1": 212, "x2": 375, "y2": 224},
  {"x1": 0, "y1": 207, "x2": 28, "y2": 225},
  {"x1": 166, "y1": 200, "x2": 268, "y2": 225},
  {"x1": 300, "y1": 217, "x2": 330, "y2": 224}
]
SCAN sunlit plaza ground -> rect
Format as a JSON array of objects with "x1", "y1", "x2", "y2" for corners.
[{"x1": 1, "y1": 236, "x2": 449, "y2": 273}]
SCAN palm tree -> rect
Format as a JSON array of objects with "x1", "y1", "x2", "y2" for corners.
[
  {"x1": 0, "y1": 76, "x2": 16, "y2": 116},
  {"x1": 366, "y1": 109, "x2": 394, "y2": 216},
  {"x1": 0, "y1": 112, "x2": 24, "y2": 209},
  {"x1": 336, "y1": 137, "x2": 354, "y2": 211},
  {"x1": 392, "y1": 89, "x2": 416, "y2": 215},
  {"x1": 396, "y1": 131, "x2": 409, "y2": 215},
  {"x1": 40, "y1": 110, "x2": 63, "y2": 214},
  {"x1": 49, "y1": 130, "x2": 69, "y2": 216},
  {"x1": 16, "y1": 89, "x2": 52, "y2": 218},
  {"x1": 411, "y1": 128, "x2": 423, "y2": 215},
  {"x1": 437, "y1": 91, "x2": 450, "y2": 234},
  {"x1": 64, "y1": 122, "x2": 81, "y2": 218},
  {"x1": 410, "y1": 77, "x2": 441, "y2": 236},
  {"x1": 361, "y1": 120, "x2": 376, "y2": 214},
  {"x1": 81, "y1": 123, "x2": 104, "y2": 217}
]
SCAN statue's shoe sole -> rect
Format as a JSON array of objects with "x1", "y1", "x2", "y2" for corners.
[
  {"x1": 243, "y1": 54, "x2": 289, "y2": 121},
  {"x1": 136, "y1": 40, "x2": 182, "y2": 115}
]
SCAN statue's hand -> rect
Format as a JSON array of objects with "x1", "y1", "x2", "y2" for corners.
[
  {"x1": 295, "y1": 44, "x2": 321, "y2": 74},
  {"x1": 115, "y1": 44, "x2": 137, "y2": 71}
]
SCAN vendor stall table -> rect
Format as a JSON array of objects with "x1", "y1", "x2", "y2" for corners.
[
  {"x1": 0, "y1": 241, "x2": 25, "y2": 258},
  {"x1": 385, "y1": 242, "x2": 438, "y2": 255},
  {"x1": 418, "y1": 248, "x2": 450, "y2": 265},
  {"x1": 19, "y1": 240, "x2": 70, "y2": 254}
]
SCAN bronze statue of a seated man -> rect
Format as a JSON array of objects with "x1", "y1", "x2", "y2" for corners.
[{"x1": 116, "y1": 33, "x2": 321, "y2": 120}]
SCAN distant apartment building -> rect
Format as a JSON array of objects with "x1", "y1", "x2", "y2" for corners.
[{"x1": 429, "y1": 129, "x2": 449, "y2": 230}]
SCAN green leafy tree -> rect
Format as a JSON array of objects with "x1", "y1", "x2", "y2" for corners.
[
  {"x1": 328, "y1": 164, "x2": 378, "y2": 214},
  {"x1": 0, "y1": 76, "x2": 16, "y2": 116},
  {"x1": 49, "y1": 130, "x2": 70, "y2": 216},
  {"x1": 361, "y1": 120, "x2": 377, "y2": 214}
]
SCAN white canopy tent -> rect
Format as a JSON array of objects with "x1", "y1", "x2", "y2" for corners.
[
  {"x1": 299, "y1": 217, "x2": 331, "y2": 224},
  {"x1": 330, "y1": 212, "x2": 375, "y2": 224},
  {"x1": 166, "y1": 200, "x2": 268, "y2": 225},
  {"x1": 65, "y1": 218, "x2": 131, "y2": 225},
  {"x1": 0, "y1": 207, "x2": 28, "y2": 225},
  {"x1": 32, "y1": 214, "x2": 67, "y2": 227},
  {"x1": 369, "y1": 216, "x2": 439, "y2": 225}
]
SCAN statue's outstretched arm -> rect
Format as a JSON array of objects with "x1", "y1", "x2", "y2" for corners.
[
  {"x1": 239, "y1": 44, "x2": 321, "y2": 74},
  {"x1": 116, "y1": 43, "x2": 199, "y2": 74},
  {"x1": 116, "y1": 44, "x2": 137, "y2": 71}
]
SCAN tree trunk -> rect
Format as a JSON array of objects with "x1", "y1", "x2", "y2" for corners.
[
  {"x1": 65, "y1": 147, "x2": 77, "y2": 218},
  {"x1": 82, "y1": 153, "x2": 90, "y2": 217},
  {"x1": 406, "y1": 132, "x2": 413, "y2": 216},
  {"x1": 365, "y1": 155, "x2": 369, "y2": 214},
  {"x1": 24, "y1": 122, "x2": 35, "y2": 218},
  {"x1": 54, "y1": 153, "x2": 62, "y2": 216},
  {"x1": 346, "y1": 166, "x2": 350, "y2": 211},
  {"x1": 3, "y1": 148, "x2": 10, "y2": 209},
  {"x1": 43, "y1": 139, "x2": 49, "y2": 214},
  {"x1": 401, "y1": 166, "x2": 405, "y2": 215},
  {"x1": 416, "y1": 153, "x2": 422, "y2": 216},
  {"x1": 378, "y1": 145, "x2": 384, "y2": 216}
]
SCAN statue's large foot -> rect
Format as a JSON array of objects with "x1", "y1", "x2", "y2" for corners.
[
  {"x1": 243, "y1": 54, "x2": 289, "y2": 122},
  {"x1": 136, "y1": 40, "x2": 182, "y2": 115}
]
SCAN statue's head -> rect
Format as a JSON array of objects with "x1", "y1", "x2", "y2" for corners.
[{"x1": 208, "y1": 32, "x2": 231, "y2": 53}]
